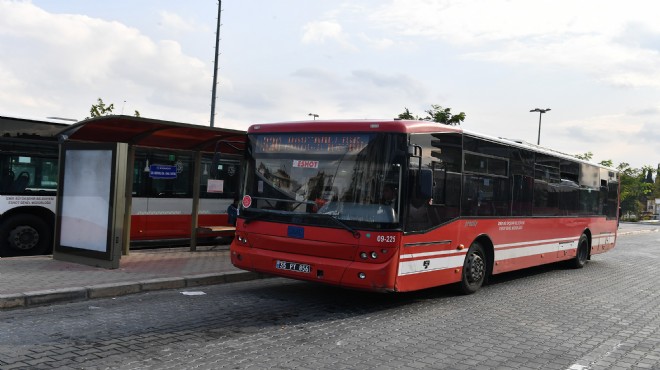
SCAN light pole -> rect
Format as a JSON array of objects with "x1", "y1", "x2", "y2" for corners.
[
  {"x1": 530, "y1": 108, "x2": 551, "y2": 145},
  {"x1": 308, "y1": 113, "x2": 319, "y2": 120},
  {"x1": 210, "y1": 0, "x2": 222, "y2": 127}
]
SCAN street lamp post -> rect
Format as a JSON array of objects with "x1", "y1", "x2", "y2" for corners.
[
  {"x1": 308, "y1": 113, "x2": 319, "y2": 120},
  {"x1": 530, "y1": 108, "x2": 551, "y2": 145}
]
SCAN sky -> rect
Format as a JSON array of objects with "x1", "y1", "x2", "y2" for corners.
[{"x1": 1, "y1": 0, "x2": 659, "y2": 169}]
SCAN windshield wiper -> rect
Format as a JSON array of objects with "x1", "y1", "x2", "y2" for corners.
[
  {"x1": 306, "y1": 213, "x2": 361, "y2": 239},
  {"x1": 242, "y1": 210, "x2": 271, "y2": 225}
]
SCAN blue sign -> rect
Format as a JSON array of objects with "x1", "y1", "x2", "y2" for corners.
[
  {"x1": 149, "y1": 164, "x2": 177, "y2": 179},
  {"x1": 287, "y1": 226, "x2": 304, "y2": 239}
]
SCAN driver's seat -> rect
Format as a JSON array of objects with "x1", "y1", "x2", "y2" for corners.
[{"x1": 12, "y1": 172, "x2": 29, "y2": 193}]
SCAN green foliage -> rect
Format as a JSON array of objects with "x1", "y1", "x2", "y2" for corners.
[
  {"x1": 89, "y1": 98, "x2": 114, "y2": 118},
  {"x1": 424, "y1": 104, "x2": 466, "y2": 125},
  {"x1": 574, "y1": 153, "x2": 614, "y2": 168},
  {"x1": 617, "y1": 163, "x2": 660, "y2": 220},
  {"x1": 87, "y1": 98, "x2": 141, "y2": 119},
  {"x1": 397, "y1": 105, "x2": 466, "y2": 125},
  {"x1": 574, "y1": 152, "x2": 593, "y2": 161},
  {"x1": 397, "y1": 108, "x2": 416, "y2": 120}
]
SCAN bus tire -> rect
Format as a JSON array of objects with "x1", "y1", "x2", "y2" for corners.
[
  {"x1": 570, "y1": 233, "x2": 589, "y2": 269},
  {"x1": 0, "y1": 214, "x2": 52, "y2": 257},
  {"x1": 458, "y1": 241, "x2": 487, "y2": 294}
]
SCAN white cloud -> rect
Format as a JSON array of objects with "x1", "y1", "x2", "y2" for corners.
[
  {"x1": 0, "y1": 1, "x2": 213, "y2": 123},
  {"x1": 368, "y1": 0, "x2": 660, "y2": 88},
  {"x1": 158, "y1": 11, "x2": 197, "y2": 33},
  {"x1": 357, "y1": 33, "x2": 394, "y2": 50},
  {"x1": 302, "y1": 20, "x2": 357, "y2": 51}
]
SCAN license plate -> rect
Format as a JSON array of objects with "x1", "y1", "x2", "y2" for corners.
[{"x1": 275, "y1": 260, "x2": 311, "y2": 273}]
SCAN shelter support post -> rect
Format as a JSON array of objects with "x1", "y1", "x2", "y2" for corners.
[
  {"x1": 190, "y1": 150, "x2": 202, "y2": 251},
  {"x1": 122, "y1": 145, "x2": 135, "y2": 256}
]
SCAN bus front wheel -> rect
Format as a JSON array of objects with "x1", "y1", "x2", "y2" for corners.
[
  {"x1": 458, "y1": 241, "x2": 487, "y2": 294},
  {"x1": 0, "y1": 214, "x2": 52, "y2": 257}
]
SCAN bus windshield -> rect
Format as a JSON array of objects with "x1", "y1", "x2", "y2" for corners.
[{"x1": 243, "y1": 132, "x2": 406, "y2": 228}]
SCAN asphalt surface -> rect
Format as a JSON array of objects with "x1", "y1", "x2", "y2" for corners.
[{"x1": 0, "y1": 222, "x2": 657, "y2": 310}]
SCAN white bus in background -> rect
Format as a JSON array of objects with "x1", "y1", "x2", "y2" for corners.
[{"x1": 0, "y1": 116, "x2": 63, "y2": 256}]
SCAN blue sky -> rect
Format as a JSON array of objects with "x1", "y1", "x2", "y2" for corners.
[{"x1": 1, "y1": 0, "x2": 659, "y2": 169}]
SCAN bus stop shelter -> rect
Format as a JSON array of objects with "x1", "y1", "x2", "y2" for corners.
[{"x1": 55, "y1": 115, "x2": 245, "y2": 267}]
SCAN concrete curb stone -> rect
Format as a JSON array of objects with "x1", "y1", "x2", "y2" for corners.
[
  {"x1": 0, "y1": 293, "x2": 26, "y2": 309},
  {"x1": 0, "y1": 271, "x2": 269, "y2": 310},
  {"x1": 25, "y1": 287, "x2": 88, "y2": 307}
]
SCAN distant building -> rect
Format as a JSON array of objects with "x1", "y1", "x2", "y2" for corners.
[{"x1": 647, "y1": 198, "x2": 660, "y2": 220}]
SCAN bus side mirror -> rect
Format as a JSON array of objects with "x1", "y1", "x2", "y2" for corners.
[{"x1": 419, "y1": 169, "x2": 433, "y2": 200}]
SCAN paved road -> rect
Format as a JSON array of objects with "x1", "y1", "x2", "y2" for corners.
[{"x1": 2, "y1": 230, "x2": 660, "y2": 369}]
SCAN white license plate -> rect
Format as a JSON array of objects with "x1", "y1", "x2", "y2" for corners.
[{"x1": 275, "y1": 260, "x2": 311, "y2": 273}]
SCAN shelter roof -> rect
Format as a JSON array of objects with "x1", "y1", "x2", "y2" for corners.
[{"x1": 58, "y1": 115, "x2": 245, "y2": 154}]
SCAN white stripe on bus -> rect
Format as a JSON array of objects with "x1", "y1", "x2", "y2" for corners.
[{"x1": 398, "y1": 233, "x2": 616, "y2": 276}]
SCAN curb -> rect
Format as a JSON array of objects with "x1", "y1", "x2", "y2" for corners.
[
  {"x1": 0, "y1": 271, "x2": 269, "y2": 310},
  {"x1": 617, "y1": 229, "x2": 659, "y2": 236}
]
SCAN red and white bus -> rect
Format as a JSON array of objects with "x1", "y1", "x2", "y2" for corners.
[
  {"x1": 230, "y1": 119, "x2": 619, "y2": 293},
  {"x1": 0, "y1": 116, "x2": 244, "y2": 256}
]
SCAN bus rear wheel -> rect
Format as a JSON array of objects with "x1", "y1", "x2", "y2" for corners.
[
  {"x1": 459, "y1": 241, "x2": 487, "y2": 294},
  {"x1": 0, "y1": 214, "x2": 52, "y2": 257},
  {"x1": 570, "y1": 233, "x2": 589, "y2": 269}
]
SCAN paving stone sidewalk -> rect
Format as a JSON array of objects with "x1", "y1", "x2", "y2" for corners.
[{"x1": 0, "y1": 245, "x2": 266, "y2": 310}]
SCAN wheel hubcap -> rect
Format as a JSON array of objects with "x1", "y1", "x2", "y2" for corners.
[
  {"x1": 467, "y1": 253, "x2": 485, "y2": 284},
  {"x1": 8, "y1": 226, "x2": 39, "y2": 250}
]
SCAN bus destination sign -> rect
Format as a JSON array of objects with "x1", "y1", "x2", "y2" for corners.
[{"x1": 254, "y1": 134, "x2": 371, "y2": 154}]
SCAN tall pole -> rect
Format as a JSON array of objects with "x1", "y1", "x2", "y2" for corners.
[
  {"x1": 536, "y1": 112, "x2": 542, "y2": 145},
  {"x1": 210, "y1": 1, "x2": 222, "y2": 127},
  {"x1": 530, "y1": 108, "x2": 551, "y2": 145}
]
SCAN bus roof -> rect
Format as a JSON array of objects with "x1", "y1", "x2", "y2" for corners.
[
  {"x1": 248, "y1": 119, "x2": 617, "y2": 172},
  {"x1": 58, "y1": 115, "x2": 246, "y2": 154},
  {"x1": 0, "y1": 115, "x2": 71, "y2": 138},
  {"x1": 247, "y1": 119, "x2": 459, "y2": 135}
]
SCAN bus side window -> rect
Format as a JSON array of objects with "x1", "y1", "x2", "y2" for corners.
[{"x1": 1, "y1": 169, "x2": 14, "y2": 192}]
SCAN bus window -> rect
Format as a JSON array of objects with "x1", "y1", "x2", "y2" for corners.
[
  {"x1": 534, "y1": 154, "x2": 560, "y2": 216},
  {"x1": 3, "y1": 155, "x2": 58, "y2": 194},
  {"x1": 407, "y1": 133, "x2": 462, "y2": 231},
  {"x1": 461, "y1": 152, "x2": 509, "y2": 217},
  {"x1": 510, "y1": 148, "x2": 534, "y2": 216}
]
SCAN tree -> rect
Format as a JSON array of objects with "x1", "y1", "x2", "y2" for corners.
[
  {"x1": 397, "y1": 105, "x2": 466, "y2": 125},
  {"x1": 644, "y1": 165, "x2": 655, "y2": 184},
  {"x1": 88, "y1": 98, "x2": 114, "y2": 118},
  {"x1": 397, "y1": 108, "x2": 416, "y2": 120},
  {"x1": 654, "y1": 164, "x2": 660, "y2": 199},
  {"x1": 574, "y1": 152, "x2": 593, "y2": 161},
  {"x1": 574, "y1": 153, "x2": 614, "y2": 167},
  {"x1": 617, "y1": 163, "x2": 656, "y2": 220},
  {"x1": 424, "y1": 104, "x2": 465, "y2": 125},
  {"x1": 87, "y1": 98, "x2": 141, "y2": 119}
]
